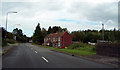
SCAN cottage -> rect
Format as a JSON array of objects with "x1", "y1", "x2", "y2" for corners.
[{"x1": 44, "y1": 32, "x2": 72, "y2": 48}]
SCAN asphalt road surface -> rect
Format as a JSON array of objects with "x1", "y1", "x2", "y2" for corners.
[{"x1": 2, "y1": 43, "x2": 115, "y2": 68}]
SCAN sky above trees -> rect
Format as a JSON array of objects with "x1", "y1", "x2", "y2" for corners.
[{"x1": 1, "y1": 0, "x2": 119, "y2": 37}]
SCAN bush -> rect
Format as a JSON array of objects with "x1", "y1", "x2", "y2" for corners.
[
  {"x1": 6, "y1": 39, "x2": 17, "y2": 44},
  {"x1": 92, "y1": 46, "x2": 96, "y2": 51},
  {"x1": 2, "y1": 38, "x2": 7, "y2": 47},
  {"x1": 68, "y1": 42, "x2": 92, "y2": 49}
]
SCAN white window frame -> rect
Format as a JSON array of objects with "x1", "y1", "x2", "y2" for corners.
[
  {"x1": 58, "y1": 37, "x2": 61, "y2": 41},
  {"x1": 44, "y1": 39, "x2": 46, "y2": 42},
  {"x1": 53, "y1": 38, "x2": 55, "y2": 41},
  {"x1": 58, "y1": 42, "x2": 60, "y2": 47}
]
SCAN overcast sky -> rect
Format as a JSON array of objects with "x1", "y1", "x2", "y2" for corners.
[{"x1": 1, "y1": 0, "x2": 119, "y2": 37}]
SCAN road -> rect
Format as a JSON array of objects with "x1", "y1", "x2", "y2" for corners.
[{"x1": 2, "y1": 43, "x2": 114, "y2": 68}]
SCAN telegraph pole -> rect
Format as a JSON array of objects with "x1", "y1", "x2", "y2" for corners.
[{"x1": 102, "y1": 24, "x2": 104, "y2": 41}]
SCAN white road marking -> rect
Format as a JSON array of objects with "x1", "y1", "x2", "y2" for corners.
[
  {"x1": 35, "y1": 51, "x2": 37, "y2": 53},
  {"x1": 42, "y1": 57, "x2": 49, "y2": 62}
]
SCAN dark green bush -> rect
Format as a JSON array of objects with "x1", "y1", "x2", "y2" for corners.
[
  {"x1": 92, "y1": 46, "x2": 96, "y2": 51},
  {"x1": 2, "y1": 38, "x2": 7, "y2": 47},
  {"x1": 6, "y1": 39, "x2": 17, "y2": 44},
  {"x1": 68, "y1": 42, "x2": 91, "y2": 49}
]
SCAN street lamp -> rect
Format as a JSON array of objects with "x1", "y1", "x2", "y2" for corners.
[
  {"x1": 5, "y1": 12, "x2": 17, "y2": 38},
  {"x1": 6, "y1": 12, "x2": 17, "y2": 31}
]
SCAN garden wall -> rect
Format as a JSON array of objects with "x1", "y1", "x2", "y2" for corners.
[{"x1": 96, "y1": 43, "x2": 120, "y2": 58}]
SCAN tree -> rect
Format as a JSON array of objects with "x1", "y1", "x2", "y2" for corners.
[
  {"x1": 47, "y1": 26, "x2": 68, "y2": 34},
  {"x1": 18, "y1": 29, "x2": 23, "y2": 36},
  {"x1": 62, "y1": 28, "x2": 68, "y2": 32},
  {"x1": 48, "y1": 26, "x2": 52, "y2": 34},
  {"x1": 1, "y1": 27, "x2": 7, "y2": 46},
  {"x1": 52, "y1": 26, "x2": 62, "y2": 33},
  {"x1": 42, "y1": 28, "x2": 47, "y2": 37},
  {"x1": 2, "y1": 27, "x2": 6, "y2": 38},
  {"x1": 13, "y1": 28, "x2": 18, "y2": 34},
  {"x1": 41, "y1": 28, "x2": 47, "y2": 43},
  {"x1": 12, "y1": 28, "x2": 28, "y2": 42},
  {"x1": 32, "y1": 23, "x2": 43, "y2": 44}
]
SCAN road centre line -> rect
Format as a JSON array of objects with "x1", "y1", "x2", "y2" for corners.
[
  {"x1": 42, "y1": 57, "x2": 49, "y2": 62},
  {"x1": 35, "y1": 51, "x2": 37, "y2": 53}
]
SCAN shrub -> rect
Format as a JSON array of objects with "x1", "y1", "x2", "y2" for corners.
[
  {"x1": 6, "y1": 39, "x2": 17, "y2": 44},
  {"x1": 68, "y1": 42, "x2": 92, "y2": 49},
  {"x1": 92, "y1": 46, "x2": 96, "y2": 52},
  {"x1": 2, "y1": 38, "x2": 7, "y2": 47}
]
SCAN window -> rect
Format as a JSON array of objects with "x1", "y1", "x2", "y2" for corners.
[
  {"x1": 58, "y1": 42, "x2": 60, "y2": 47},
  {"x1": 44, "y1": 39, "x2": 46, "y2": 42},
  {"x1": 58, "y1": 37, "x2": 60, "y2": 41},
  {"x1": 53, "y1": 38, "x2": 55, "y2": 41}
]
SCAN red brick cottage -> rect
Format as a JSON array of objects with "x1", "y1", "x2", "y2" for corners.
[{"x1": 44, "y1": 32, "x2": 72, "y2": 48}]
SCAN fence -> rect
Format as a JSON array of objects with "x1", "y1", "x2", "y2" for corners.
[{"x1": 96, "y1": 43, "x2": 120, "y2": 58}]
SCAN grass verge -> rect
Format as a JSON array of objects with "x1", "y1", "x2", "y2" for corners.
[{"x1": 32, "y1": 43, "x2": 96, "y2": 56}]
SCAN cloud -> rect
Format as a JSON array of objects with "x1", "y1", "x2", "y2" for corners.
[
  {"x1": 57, "y1": 19, "x2": 80, "y2": 24},
  {"x1": 1, "y1": 0, "x2": 118, "y2": 37}
]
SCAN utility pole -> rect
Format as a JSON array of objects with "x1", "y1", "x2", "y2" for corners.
[{"x1": 102, "y1": 24, "x2": 104, "y2": 41}]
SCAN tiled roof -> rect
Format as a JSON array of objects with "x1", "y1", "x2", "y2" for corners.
[{"x1": 45, "y1": 32, "x2": 66, "y2": 38}]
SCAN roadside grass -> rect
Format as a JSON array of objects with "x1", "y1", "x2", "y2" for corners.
[
  {"x1": 32, "y1": 43, "x2": 96, "y2": 56},
  {"x1": 2, "y1": 38, "x2": 17, "y2": 47},
  {"x1": 2, "y1": 42, "x2": 18, "y2": 47},
  {"x1": 6, "y1": 39, "x2": 17, "y2": 44}
]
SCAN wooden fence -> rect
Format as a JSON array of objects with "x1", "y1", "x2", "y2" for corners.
[{"x1": 96, "y1": 43, "x2": 120, "y2": 58}]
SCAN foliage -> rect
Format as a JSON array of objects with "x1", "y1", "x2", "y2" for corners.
[
  {"x1": 13, "y1": 28, "x2": 28, "y2": 42},
  {"x1": 41, "y1": 28, "x2": 47, "y2": 42},
  {"x1": 6, "y1": 32, "x2": 14, "y2": 39},
  {"x1": 2, "y1": 38, "x2": 7, "y2": 47},
  {"x1": 68, "y1": 42, "x2": 96, "y2": 52},
  {"x1": 92, "y1": 47, "x2": 96, "y2": 52},
  {"x1": 32, "y1": 23, "x2": 43, "y2": 44},
  {"x1": 68, "y1": 42, "x2": 92, "y2": 49},
  {"x1": 1, "y1": 27, "x2": 28, "y2": 45},
  {"x1": 13, "y1": 28, "x2": 23, "y2": 36},
  {"x1": 32, "y1": 25, "x2": 68, "y2": 44},
  {"x1": 71, "y1": 29, "x2": 120, "y2": 43},
  {"x1": 2, "y1": 28, "x2": 7, "y2": 47},
  {"x1": 2, "y1": 27, "x2": 6, "y2": 38},
  {"x1": 47, "y1": 26, "x2": 68, "y2": 34},
  {"x1": 6, "y1": 39, "x2": 17, "y2": 44},
  {"x1": 33, "y1": 44, "x2": 96, "y2": 55},
  {"x1": 47, "y1": 26, "x2": 52, "y2": 34}
]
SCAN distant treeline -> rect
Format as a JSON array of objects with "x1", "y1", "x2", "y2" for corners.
[
  {"x1": 32, "y1": 23, "x2": 120, "y2": 44},
  {"x1": 2, "y1": 22, "x2": 119, "y2": 46},
  {"x1": 71, "y1": 29, "x2": 120, "y2": 43}
]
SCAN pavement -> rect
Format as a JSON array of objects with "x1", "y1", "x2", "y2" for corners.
[
  {"x1": 2, "y1": 43, "x2": 18, "y2": 55},
  {"x1": 2, "y1": 43, "x2": 116, "y2": 68}
]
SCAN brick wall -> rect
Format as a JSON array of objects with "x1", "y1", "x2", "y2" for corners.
[{"x1": 96, "y1": 43, "x2": 120, "y2": 58}]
